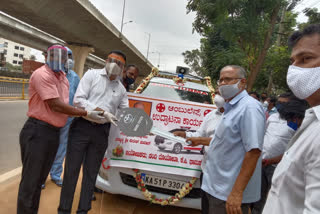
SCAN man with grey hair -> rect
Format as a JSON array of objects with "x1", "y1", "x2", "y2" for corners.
[{"x1": 199, "y1": 65, "x2": 265, "y2": 214}]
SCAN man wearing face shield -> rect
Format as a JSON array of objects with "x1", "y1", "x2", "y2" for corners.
[
  {"x1": 58, "y1": 50, "x2": 128, "y2": 214},
  {"x1": 199, "y1": 65, "x2": 265, "y2": 214},
  {"x1": 47, "y1": 47, "x2": 80, "y2": 188},
  {"x1": 17, "y1": 45, "x2": 103, "y2": 214},
  {"x1": 262, "y1": 24, "x2": 320, "y2": 214},
  {"x1": 121, "y1": 64, "x2": 139, "y2": 91}
]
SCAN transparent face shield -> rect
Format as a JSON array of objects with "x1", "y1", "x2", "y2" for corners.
[{"x1": 46, "y1": 46, "x2": 68, "y2": 72}]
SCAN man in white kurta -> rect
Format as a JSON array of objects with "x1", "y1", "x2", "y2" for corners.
[{"x1": 262, "y1": 24, "x2": 320, "y2": 214}]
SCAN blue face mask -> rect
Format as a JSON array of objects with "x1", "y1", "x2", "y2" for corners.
[
  {"x1": 287, "y1": 121, "x2": 298, "y2": 131},
  {"x1": 125, "y1": 75, "x2": 135, "y2": 85},
  {"x1": 276, "y1": 102, "x2": 283, "y2": 111}
]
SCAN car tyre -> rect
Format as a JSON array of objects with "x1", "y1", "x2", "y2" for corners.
[{"x1": 173, "y1": 143, "x2": 182, "y2": 154}]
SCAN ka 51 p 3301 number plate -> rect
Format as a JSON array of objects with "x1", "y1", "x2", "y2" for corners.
[{"x1": 141, "y1": 173, "x2": 186, "y2": 191}]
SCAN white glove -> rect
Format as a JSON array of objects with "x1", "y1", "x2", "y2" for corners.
[
  {"x1": 86, "y1": 111, "x2": 104, "y2": 120},
  {"x1": 103, "y1": 111, "x2": 118, "y2": 126}
]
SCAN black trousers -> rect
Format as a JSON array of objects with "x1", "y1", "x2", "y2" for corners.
[
  {"x1": 200, "y1": 173, "x2": 209, "y2": 214},
  {"x1": 251, "y1": 164, "x2": 276, "y2": 214},
  {"x1": 205, "y1": 193, "x2": 250, "y2": 214},
  {"x1": 58, "y1": 118, "x2": 110, "y2": 214},
  {"x1": 17, "y1": 117, "x2": 60, "y2": 214}
]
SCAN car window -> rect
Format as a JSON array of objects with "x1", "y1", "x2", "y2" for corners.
[{"x1": 142, "y1": 82, "x2": 212, "y2": 104}]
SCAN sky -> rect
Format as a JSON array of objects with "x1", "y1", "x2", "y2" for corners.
[
  {"x1": 89, "y1": 0, "x2": 201, "y2": 72},
  {"x1": 30, "y1": 0, "x2": 319, "y2": 72}
]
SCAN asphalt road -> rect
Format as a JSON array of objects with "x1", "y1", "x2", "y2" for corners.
[
  {"x1": 0, "y1": 100, "x2": 28, "y2": 174},
  {"x1": 0, "y1": 100, "x2": 200, "y2": 213}
]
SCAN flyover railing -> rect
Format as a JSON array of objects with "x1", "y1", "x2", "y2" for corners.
[{"x1": 0, "y1": 76, "x2": 29, "y2": 99}]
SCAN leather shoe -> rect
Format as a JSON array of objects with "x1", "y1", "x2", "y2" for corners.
[{"x1": 92, "y1": 193, "x2": 96, "y2": 201}]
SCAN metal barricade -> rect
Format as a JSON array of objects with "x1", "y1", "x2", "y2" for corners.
[{"x1": 0, "y1": 76, "x2": 29, "y2": 99}]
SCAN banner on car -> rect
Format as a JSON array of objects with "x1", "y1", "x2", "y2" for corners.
[{"x1": 105, "y1": 93, "x2": 216, "y2": 178}]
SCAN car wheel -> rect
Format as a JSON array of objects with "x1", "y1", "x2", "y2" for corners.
[{"x1": 173, "y1": 143, "x2": 182, "y2": 154}]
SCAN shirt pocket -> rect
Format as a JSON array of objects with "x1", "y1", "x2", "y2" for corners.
[
  {"x1": 110, "y1": 90, "x2": 122, "y2": 107},
  {"x1": 214, "y1": 119, "x2": 226, "y2": 140},
  {"x1": 270, "y1": 153, "x2": 293, "y2": 196}
]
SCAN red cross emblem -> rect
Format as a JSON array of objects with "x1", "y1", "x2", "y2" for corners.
[
  {"x1": 156, "y1": 103, "x2": 166, "y2": 113},
  {"x1": 204, "y1": 109, "x2": 212, "y2": 117}
]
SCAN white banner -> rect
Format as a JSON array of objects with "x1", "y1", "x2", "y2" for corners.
[{"x1": 105, "y1": 93, "x2": 216, "y2": 178}]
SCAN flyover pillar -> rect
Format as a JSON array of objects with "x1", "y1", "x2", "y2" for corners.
[{"x1": 68, "y1": 44, "x2": 95, "y2": 78}]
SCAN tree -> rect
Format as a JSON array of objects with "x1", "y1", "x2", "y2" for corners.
[
  {"x1": 299, "y1": 8, "x2": 320, "y2": 29},
  {"x1": 182, "y1": 49, "x2": 204, "y2": 76},
  {"x1": 186, "y1": 0, "x2": 288, "y2": 91}
]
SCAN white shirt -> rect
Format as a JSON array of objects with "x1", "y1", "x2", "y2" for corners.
[
  {"x1": 186, "y1": 109, "x2": 223, "y2": 170},
  {"x1": 262, "y1": 105, "x2": 320, "y2": 214},
  {"x1": 74, "y1": 68, "x2": 128, "y2": 123},
  {"x1": 262, "y1": 113, "x2": 295, "y2": 159}
]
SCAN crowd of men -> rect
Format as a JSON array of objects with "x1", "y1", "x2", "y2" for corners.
[{"x1": 16, "y1": 23, "x2": 320, "y2": 214}]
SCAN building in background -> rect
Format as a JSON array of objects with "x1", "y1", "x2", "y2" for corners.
[{"x1": 0, "y1": 38, "x2": 31, "y2": 66}]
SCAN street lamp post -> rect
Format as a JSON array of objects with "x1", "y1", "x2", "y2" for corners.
[
  {"x1": 145, "y1": 32, "x2": 151, "y2": 61},
  {"x1": 120, "y1": 0, "x2": 126, "y2": 34}
]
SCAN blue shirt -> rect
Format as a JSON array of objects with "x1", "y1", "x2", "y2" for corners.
[
  {"x1": 66, "y1": 70, "x2": 80, "y2": 105},
  {"x1": 202, "y1": 90, "x2": 265, "y2": 203}
]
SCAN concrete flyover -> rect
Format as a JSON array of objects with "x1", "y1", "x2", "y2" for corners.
[
  {"x1": 0, "y1": 0, "x2": 153, "y2": 77},
  {"x1": 0, "y1": 12, "x2": 105, "y2": 71}
]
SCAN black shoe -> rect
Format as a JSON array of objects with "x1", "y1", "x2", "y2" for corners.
[
  {"x1": 94, "y1": 187, "x2": 103, "y2": 193},
  {"x1": 92, "y1": 193, "x2": 96, "y2": 201}
]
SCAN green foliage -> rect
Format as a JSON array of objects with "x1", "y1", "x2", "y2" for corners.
[
  {"x1": 4, "y1": 62, "x2": 22, "y2": 71},
  {"x1": 184, "y1": 0, "x2": 306, "y2": 92},
  {"x1": 299, "y1": 8, "x2": 320, "y2": 30},
  {"x1": 182, "y1": 49, "x2": 205, "y2": 76},
  {"x1": 254, "y1": 46, "x2": 291, "y2": 92}
]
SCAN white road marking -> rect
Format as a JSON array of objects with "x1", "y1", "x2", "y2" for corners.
[{"x1": 0, "y1": 167, "x2": 22, "y2": 183}]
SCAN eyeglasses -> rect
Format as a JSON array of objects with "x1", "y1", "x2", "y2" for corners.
[{"x1": 217, "y1": 78, "x2": 242, "y2": 85}]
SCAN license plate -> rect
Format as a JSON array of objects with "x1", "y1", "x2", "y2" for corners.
[{"x1": 141, "y1": 173, "x2": 186, "y2": 191}]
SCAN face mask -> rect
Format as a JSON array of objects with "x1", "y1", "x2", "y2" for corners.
[
  {"x1": 287, "y1": 65, "x2": 320, "y2": 99},
  {"x1": 214, "y1": 94, "x2": 225, "y2": 108},
  {"x1": 106, "y1": 62, "x2": 122, "y2": 77},
  {"x1": 287, "y1": 121, "x2": 298, "y2": 131},
  {"x1": 219, "y1": 80, "x2": 241, "y2": 99},
  {"x1": 67, "y1": 59, "x2": 74, "y2": 70},
  {"x1": 275, "y1": 102, "x2": 285, "y2": 111},
  {"x1": 125, "y1": 76, "x2": 135, "y2": 85}
]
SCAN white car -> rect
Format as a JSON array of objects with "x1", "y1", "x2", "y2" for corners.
[
  {"x1": 96, "y1": 70, "x2": 214, "y2": 210},
  {"x1": 155, "y1": 128, "x2": 203, "y2": 154}
]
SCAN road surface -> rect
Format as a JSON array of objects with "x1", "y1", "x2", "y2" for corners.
[{"x1": 0, "y1": 100, "x2": 200, "y2": 213}]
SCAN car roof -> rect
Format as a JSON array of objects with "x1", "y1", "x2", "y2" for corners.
[{"x1": 150, "y1": 76, "x2": 210, "y2": 92}]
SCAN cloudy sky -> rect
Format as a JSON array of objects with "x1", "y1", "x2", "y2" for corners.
[
  {"x1": 89, "y1": 0, "x2": 201, "y2": 72},
  {"x1": 31, "y1": 0, "x2": 319, "y2": 71}
]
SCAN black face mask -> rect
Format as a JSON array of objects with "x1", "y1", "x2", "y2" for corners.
[{"x1": 125, "y1": 75, "x2": 135, "y2": 85}]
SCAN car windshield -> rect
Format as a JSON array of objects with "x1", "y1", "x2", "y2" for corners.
[{"x1": 142, "y1": 82, "x2": 212, "y2": 104}]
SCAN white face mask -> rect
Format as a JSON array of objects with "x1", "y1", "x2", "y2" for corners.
[
  {"x1": 106, "y1": 62, "x2": 122, "y2": 77},
  {"x1": 67, "y1": 59, "x2": 74, "y2": 70},
  {"x1": 287, "y1": 65, "x2": 320, "y2": 99},
  {"x1": 214, "y1": 94, "x2": 225, "y2": 108},
  {"x1": 219, "y1": 80, "x2": 241, "y2": 99}
]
